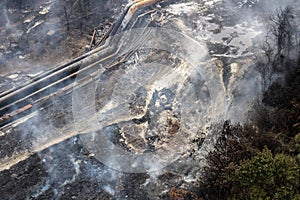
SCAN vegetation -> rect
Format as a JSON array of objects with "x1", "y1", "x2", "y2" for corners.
[
  {"x1": 195, "y1": 6, "x2": 300, "y2": 200},
  {"x1": 229, "y1": 148, "x2": 300, "y2": 200}
]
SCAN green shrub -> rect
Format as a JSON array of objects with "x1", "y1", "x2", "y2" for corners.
[{"x1": 229, "y1": 148, "x2": 300, "y2": 200}]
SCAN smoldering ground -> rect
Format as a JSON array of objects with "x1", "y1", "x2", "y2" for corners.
[{"x1": 1, "y1": 0, "x2": 300, "y2": 199}]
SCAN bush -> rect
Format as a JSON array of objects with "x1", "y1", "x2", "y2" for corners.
[
  {"x1": 229, "y1": 148, "x2": 300, "y2": 200},
  {"x1": 196, "y1": 5, "x2": 300, "y2": 200}
]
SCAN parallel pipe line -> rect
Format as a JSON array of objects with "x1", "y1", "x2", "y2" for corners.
[{"x1": 0, "y1": 0, "x2": 161, "y2": 127}]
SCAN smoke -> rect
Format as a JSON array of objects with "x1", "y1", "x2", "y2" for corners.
[
  {"x1": 205, "y1": 0, "x2": 300, "y2": 122},
  {"x1": 1, "y1": 1, "x2": 13, "y2": 31},
  {"x1": 2, "y1": 0, "x2": 300, "y2": 199},
  {"x1": 224, "y1": 0, "x2": 300, "y2": 120}
]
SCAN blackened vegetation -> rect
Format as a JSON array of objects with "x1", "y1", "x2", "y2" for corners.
[
  {"x1": 256, "y1": 6, "x2": 299, "y2": 92},
  {"x1": 0, "y1": 0, "x2": 124, "y2": 75},
  {"x1": 196, "y1": 6, "x2": 300, "y2": 200}
]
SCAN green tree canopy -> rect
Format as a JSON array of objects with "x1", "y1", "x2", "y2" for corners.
[{"x1": 229, "y1": 148, "x2": 300, "y2": 200}]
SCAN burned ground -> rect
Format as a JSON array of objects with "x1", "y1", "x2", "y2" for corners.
[{"x1": 1, "y1": 0, "x2": 299, "y2": 200}]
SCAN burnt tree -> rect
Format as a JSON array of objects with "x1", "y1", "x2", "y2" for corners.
[{"x1": 256, "y1": 6, "x2": 299, "y2": 92}]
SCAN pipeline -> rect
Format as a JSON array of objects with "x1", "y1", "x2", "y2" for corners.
[{"x1": 0, "y1": 0, "x2": 162, "y2": 127}]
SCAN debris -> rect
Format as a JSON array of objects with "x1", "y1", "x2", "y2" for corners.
[
  {"x1": 26, "y1": 20, "x2": 44, "y2": 34},
  {"x1": 46, "y1": 30, "x2": 56, "y2": 36},
  {"x1": 88, "y1": 153, "x2": 95, "y2": 157},
  {"x1": 23, "y1": 16, "x2": 36, "y2": 24},
  {"x1": 89, "y1": 29, "x2": 97, "y2": 49},
  {"x1": 39, "y1": 5, "x2": 52, "y2": 15},
  {"x1": 7, "y1": 74, "x2": 19, "y2": 79}
]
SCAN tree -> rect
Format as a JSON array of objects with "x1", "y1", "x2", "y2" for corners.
[
  {"x1": 196, "y1": 4, "x2": 300, "y2": 200},
  {"x1": 269, "y1": 6, "x2": 297, "y2": 62},
  {"x1": 256, "y1": 6, "x2": 299, "y2": 92},
  {"x1": 198, "y1": 121, "x2": 259, "y2": 200},
  {"x1": 229, "y1": 148, "x2": 300, "y2": 200}
]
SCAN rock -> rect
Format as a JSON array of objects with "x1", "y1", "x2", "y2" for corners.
[
  {"x1": 26, "y1": 20, "x2": 44, "y2": 34},
  {"x1": 39, "y1": 5, "x2": 51, "y2": 15},
  {"x1": 23, "y1": 16, "x2": 36, "y2": 23},
  {"x1": 230, "y1": 63, "x2": 239, "y2": 74},
  {"x1": 7, "y1": 74, "x2": 19, "y2": 79},
  {"x1": 46, "y1": 30, "x2": 55, "y2": 36},
  {"x1": 18, "y1": 55, "x2": 26, "y2": 59}
]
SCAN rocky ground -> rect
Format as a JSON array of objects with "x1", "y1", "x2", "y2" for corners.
[{"x1": 1, "y1": 0, "x2": 299, "y2": 199}]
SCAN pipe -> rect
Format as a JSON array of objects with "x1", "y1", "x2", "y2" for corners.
[{"x1": 0, "y1": 0, "x2": 162, "y2": 125}]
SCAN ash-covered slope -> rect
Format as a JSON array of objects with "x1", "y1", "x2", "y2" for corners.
[{"x1": 1, "y1": 0, "x2": 300, "y2": 199}]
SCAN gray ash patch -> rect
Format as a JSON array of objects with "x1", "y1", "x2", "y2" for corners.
[{"x1": 0, "y1": 135, "x2": 167, "y2": 200}]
